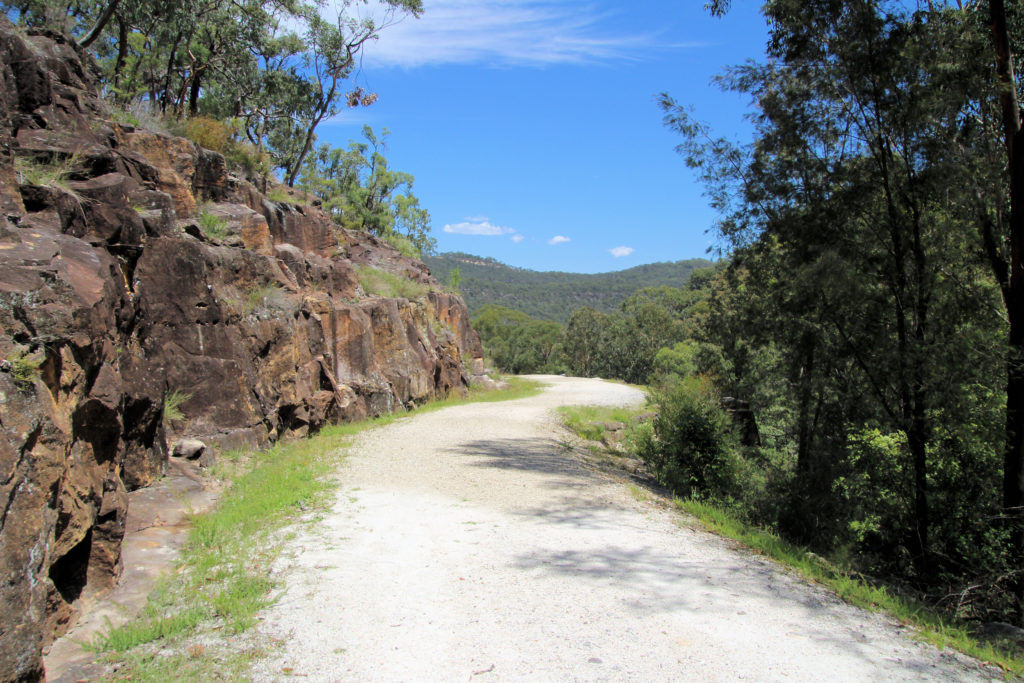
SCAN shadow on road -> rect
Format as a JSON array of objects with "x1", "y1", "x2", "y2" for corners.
[{"x1": 454, "y1": 438, "x2": 593, "y2": 479}]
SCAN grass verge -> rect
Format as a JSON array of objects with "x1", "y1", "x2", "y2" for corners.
[
  {"x1": 553, "y1": 402, "x2": 1022, "y2": 678},
  {"x1": 90, "y1": 377, "x2": 540, "y2": 680},
  {"x1": 676, "y1": 498, "x2": 1022, "y2": 677},
  {"x1": 557, "y1": 404, "x2": 646, "y2": 443}
]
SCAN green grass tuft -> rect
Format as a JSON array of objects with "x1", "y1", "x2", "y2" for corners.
[
  {"x1": 356, "y1": 265, "x2": 427, "y2": 300},
  {"x1": 198, "y1": 211, "x2": 229, "y2": 241}
]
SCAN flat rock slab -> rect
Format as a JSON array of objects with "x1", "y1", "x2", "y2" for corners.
[
  {"x1": 251, "y1": 375, "x2": 999, "y2": 682},
  {"x1": 43, "y1": 459, "x2": 218, "y2": 682}
]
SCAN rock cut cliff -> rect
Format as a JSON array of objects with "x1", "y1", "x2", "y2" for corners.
[{"x1": 0, "y1": 21, "x2": 483, "y2": 681}]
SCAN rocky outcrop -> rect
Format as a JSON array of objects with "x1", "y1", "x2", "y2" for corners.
[{"x1": 0, "y1": 20, "x2": 482, "y2": 681}]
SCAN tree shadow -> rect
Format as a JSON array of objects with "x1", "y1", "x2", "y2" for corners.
[{"x1": 454, "y1": 437, "x2": 591, "y2": 479}]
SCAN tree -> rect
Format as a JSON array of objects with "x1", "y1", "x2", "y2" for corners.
[
  {"x1": 300, "y1": 125, "x2": 436, "y2": 254},
  {"x1": 665, "y1": 0, "x2": 1012, "y2": 594}
]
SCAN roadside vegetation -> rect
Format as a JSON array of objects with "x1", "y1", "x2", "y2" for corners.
[
  {"x1": 88, "y1": 378, "x2": 540, "y2": 681},
  {"x1": 559, "y1": 400, "x2": 1024, "y2": 676}
]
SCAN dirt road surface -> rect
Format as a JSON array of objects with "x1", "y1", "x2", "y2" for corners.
[{"x1": 250, "y1": 375, "x2": 998, "y2": 682}]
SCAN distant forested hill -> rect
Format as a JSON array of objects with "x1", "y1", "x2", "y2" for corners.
[{"x1": 422, "y1": 252, "x2": 714, "y2": 323}]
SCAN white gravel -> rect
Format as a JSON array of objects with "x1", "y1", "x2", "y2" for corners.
[{"x1": 250, "y1": 375, "x2": 999, "y2": 682}]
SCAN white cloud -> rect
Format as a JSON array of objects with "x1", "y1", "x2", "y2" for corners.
[
  {"x1": 548, "y1": 235, "x2": 571, "y2": 245},
  {"x1": 353, "y1": 0, "x2": 666, "y2": 68},
  {"x1": 511, "y1": 234, "x2": 525, "y2": 243},
  {"x1": 609, "y1": 246, "x2": 634, "y2": 257},
  {"x1": 443, "y1": 219, "x2": 516, "y2": 236}
]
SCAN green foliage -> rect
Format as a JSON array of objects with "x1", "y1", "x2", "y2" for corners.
[
  {"x1": 384, "y1": 233, "x2": 422, "y2": 259},
  {"x1": 678, "y1": 497, "x2": 1024, "y2": 677},
  {"x1": 656, "y1": 0, "x2": 1020, "y2": 623},
  {"x1": 356, "y1": 265, "x2": 426, "y2": 301},
  {"x1": 300, "y1": 126, "x2": 436, "y2": 255},
  {"x1": 182, "y1": 116, "x2": 232, "y2": 153},
  {"x1": 447, "y1": 266, "x2": 462, "y2": 292},
  {"x1": 162, "y1": 389, "x2": 191, "y2": 424},
  {"x1": 243, "y1": 282, "x2": 282, "y2": 315},
  {"x1": 7, "y1": 351, "x2": 40, "y2": 390},
  {"x1": 635, "y1": 377, "x2": 739, "y2": 499},
  {"x1": 198, "y1": 211, "x2": 229, "y2": 241},
  {"x1": 13, "y1": 152, "x2": 81, "y2": 190},
  {"x1": 473, "y1": 305, "x2": 566, "y2": 375},
  {"x1": 558, "y1": 404, "x2": 644, "y2": 444},
  {"x1": 5, "y1": 0, "x2": 423, "y2": 192}
]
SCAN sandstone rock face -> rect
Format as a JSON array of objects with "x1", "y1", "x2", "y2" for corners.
[{"x1": 0, "y1": 20, "x2": 483, "y2": 681}]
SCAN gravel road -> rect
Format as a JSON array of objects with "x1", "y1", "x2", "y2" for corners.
[{"x1": 250, "y1": 375, "x2": 998, "y2": 682}]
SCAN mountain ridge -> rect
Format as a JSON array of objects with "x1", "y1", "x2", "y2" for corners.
[{"x1": 423, "y1": 251, "x2": 715, "y2": 323}]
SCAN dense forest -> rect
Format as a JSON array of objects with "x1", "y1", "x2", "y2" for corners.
[
  {"x1": 423, "y1": 252, "x2": 712, "y2": 322},
  {"x1": 472, "y1": 0, "x2": 1024, "y2": 629}
]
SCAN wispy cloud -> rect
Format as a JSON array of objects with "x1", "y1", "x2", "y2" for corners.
[
  {"x1": 443, "y1": 218, "x2": 516, "y2": 236},
  {"x1": 609, "y1": 246, "x2": 633, "y2": 257},
  {"x1": 355, "y1": 0, "x2": 666, "y2": 68},
  {"x1": 548, "y1": 235, "x2": 571, "y2": 245},
  {"x1": 511, "y1": 234, "x2": 525, "y2": 243}
]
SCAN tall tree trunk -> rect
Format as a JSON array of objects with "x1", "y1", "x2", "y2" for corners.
[
  {"x1": 112, "y1": 19, "x2": 127, "y2": 93},
  {"x1": 990, "y1": 0, "x2": 1024, "y2": 620}
]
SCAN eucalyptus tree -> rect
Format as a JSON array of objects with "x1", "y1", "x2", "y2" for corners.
[
  {"x1": 664, "y1": 0, "x2": 1013, "y2": 590},
  {"x1": 299, "y1": 125, "x2": 435, "y2": 254}
]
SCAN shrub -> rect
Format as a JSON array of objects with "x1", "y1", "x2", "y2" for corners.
[
  {"x1": 635, "y1": 376, "x2": 739, "y2": 499},
  {"x1": 384, "y1": 233, "x2": 421, "y2": 259},
  {"x1": 7, "y1": 351, "x2": 40, "y2": 390},
  {"x1": 198, "y1": 211, "x2": 229, "y2": 240},
  {"x1": 182, "y1": 116, "x2": 232, "y2": 153},
  {"x1": 163, "y1": 389, "x2": 191, "y2": 425},
  {"x1": 356, "y1": 265, "x2": 426, "y2": 300}
]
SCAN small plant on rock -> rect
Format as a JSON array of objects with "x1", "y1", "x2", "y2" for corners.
[
  {"x1": 164, "y1": 389, "x2": 192, "y2": 426},
  {"x1": 198, "y1": 210, "x2": 229, "y2": 241},
  {"x1": 6, "y1": 351, "x2": 41, "y2": 390}
]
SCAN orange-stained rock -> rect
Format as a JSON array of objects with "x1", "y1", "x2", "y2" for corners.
[{"x1": 0, "y1": 18, "x2": 483, "y2": 682}]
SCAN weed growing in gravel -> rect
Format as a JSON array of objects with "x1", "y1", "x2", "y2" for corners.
[{"x1": 558, "y1": 404, "x2": 647, "y2": 444}]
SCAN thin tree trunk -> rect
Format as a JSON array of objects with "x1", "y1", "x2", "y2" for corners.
[{"x1": 990, "y1": 0, "x2": 1024, "y2": 620}]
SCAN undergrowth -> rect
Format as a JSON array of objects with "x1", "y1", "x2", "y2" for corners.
[
  {"x1": 554, "y1": 400, "x2": 1024, "y2": 678},
  {"x1": 355, "y1": 264, "x2": 426, "y2": 300},
  {"x1": 677, "y1": 498, "x2": 1022, "y2": 677}
]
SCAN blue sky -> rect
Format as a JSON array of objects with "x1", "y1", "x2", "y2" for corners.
[{"x1": 315, "y1": 0, "x2": 770, "y2": 273}]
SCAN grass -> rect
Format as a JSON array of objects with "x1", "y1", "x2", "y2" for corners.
[
  {"x1": 14, "y1": 152, "x2": 82, "y2": 193},
  {"x1": 676, "y1": 498, "x2": 1023, "y2": 677},
  {"x1": 557, "y1": 404, "x2": 646, "y2": 443},
  {"x1": 356, "y1": 264, "x2": 427, "y2": 300},
  {"x1": 198, "y1": 210, "x2": 230, "y2": 241},
  {"x1": 243, "y1": 282, "x2": 281, "y2": 314},
  {"x1": 163, "y1": 389, "x2": 191, "y2": 424},
  {"x1": 7, "y1": 351, "x2": 41, "y2": 390},
  {"x1": 90, "y1": 376, "x2": 540, "y2": 680}
]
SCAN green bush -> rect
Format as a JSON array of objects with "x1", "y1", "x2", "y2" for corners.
[
  {"x1": 356, "y1": 265, "x2": 426, "y2": 300},
  {"x1": 384, "y1": 233, "x2": 421, "y2": 259},
  {"x1": 183, "y1": 116, "x2": 232, "y2": 153},
  {"x1": 636, "y1": 377, "x2": 739, "y2": 498},
  {"x1": 198, "y1": 211, "x2": 229, "y2": 241}
]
